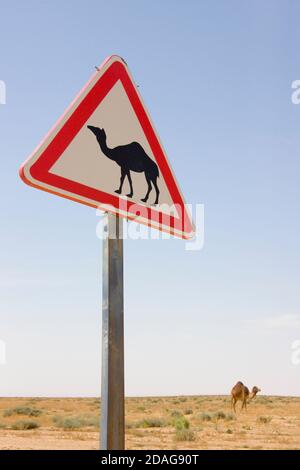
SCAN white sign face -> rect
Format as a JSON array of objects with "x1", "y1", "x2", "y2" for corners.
[
  {"x1": 20, "y1": 55, "x2": 194, "y2": 239},
  {"x1": 50, "y1": 80, "x2": 174, "y2": 214}
]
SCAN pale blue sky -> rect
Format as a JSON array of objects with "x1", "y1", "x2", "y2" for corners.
[{"x1": 0, "y1": 0, "x2": 300, "y2": 396}]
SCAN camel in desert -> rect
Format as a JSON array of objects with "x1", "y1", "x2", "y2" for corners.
[
  {"x1": 87, "y1": 125, "x2": 160, "y2": 204},
  {"x1": 231, "y1": 381, "x2": 261, "y2": 412}
]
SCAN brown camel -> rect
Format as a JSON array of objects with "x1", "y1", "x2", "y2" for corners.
[{"x1": 231, "y1": 381, "x2": 261, "y2": 412}]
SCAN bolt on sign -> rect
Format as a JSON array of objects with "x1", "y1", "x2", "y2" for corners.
[{"x1": 20, "y1": 55, "x2": 194, "y2": 239}]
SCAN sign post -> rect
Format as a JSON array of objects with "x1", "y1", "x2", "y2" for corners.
[{"x1": 101, "y1": 213, "x2": 125, "y2": 450}]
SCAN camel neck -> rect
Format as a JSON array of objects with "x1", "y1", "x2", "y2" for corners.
[{"x1": 97, "y1": 136, "x2": 115, "y2": 160}]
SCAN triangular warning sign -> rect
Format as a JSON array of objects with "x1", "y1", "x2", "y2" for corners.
[{"x1": 20, "y1": 55, "x2": 194, "y2": 239}]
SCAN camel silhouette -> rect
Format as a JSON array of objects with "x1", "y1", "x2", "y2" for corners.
[{"x1": 87, "y1": 125, "x2": 160, "y2": 204}]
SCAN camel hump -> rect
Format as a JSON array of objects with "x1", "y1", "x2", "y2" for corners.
[
  {"x1": 123, "y1": 142, "x2": 159, "y2": 177},
  {"x1": 235, "y1": 381, "x2": 244, "y2": 387},
  {"x1": 232, "y1": 381, "x2": 243, "y2": 389},
  {"x1": 114, "y1": 141, "x2": 149, "y2": 158},
  {"x1": 131, "y1": 141, "x2": 146, "y2": 151},
  {"x1": 231, "y1": 381, "x2": 244, "y2": 395},
  {"x1": 122, "y1": 141, "x2": 149, "y2": 156}
]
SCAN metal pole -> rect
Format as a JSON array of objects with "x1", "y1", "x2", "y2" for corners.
[{"x1": 100, "y1": 212, "x2": 125, "y2": 450}]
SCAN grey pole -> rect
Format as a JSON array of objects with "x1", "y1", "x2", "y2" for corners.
[{"x1": 100, "y1": 212, "x2": 125, "y2": 450}]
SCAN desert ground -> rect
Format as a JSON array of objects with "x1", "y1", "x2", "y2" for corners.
[{"x1": 0, "y1": 396, "x2": 299, "y2": 450}]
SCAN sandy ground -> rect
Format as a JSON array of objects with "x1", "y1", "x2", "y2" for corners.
[{"x1": 0, "y1": 396, "x2": 299, "y2": 450}]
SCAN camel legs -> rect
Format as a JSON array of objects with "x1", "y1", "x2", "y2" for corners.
[
  {"x1": 231, "y1": 397, "x2": 237, "y2": 413},
  {"x1": 126, "y1": 171, "x2": 133, "y2": 198},
  {"x1": 115, "y1": 168, "x2": 126, "y2": 195},
  {"x1": 152, "y1": 176, "x2": 160, "y2": 204},
  {"x1": 141, "y1": 175, "x2": 152, "y2": 203},
  {"x1": 141, "y1": 174, "x2": 160, "y2": 204}
]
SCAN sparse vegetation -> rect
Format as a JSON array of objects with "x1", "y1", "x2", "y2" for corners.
[
  {"x1": 125, "y1": 421, "x2": 136, "y2": 429},
  {"x1": 11, "y1": 420, "x2": 40, "y2": 430},
  {"x1": 214, "y1": 411, "x2": 226, "y2": 420},
  {"x1": 135, "y1": 418, "x2": 167, "y2": 428},
  {"x1": 137, "y1": 406, "x2": 146, "y2": 412},
  {"x1": 256, "y1": 396, "x2": 273, "y2": 405},
  {"x1": 0, "y1": 396, "x2": 298, "y2": 449},
  {"x1": 225, "y1": 413, "x2": 236, "y2": 421},
  {"x1": 198, "y1": 410, "x2": 235, "y2": 422},
  {"x1": 199, "y1": 412, "x2": 213, "y2": 422},
  {"x1": 184, "y1": 408, "x2": 193, "y2": 415},
  {"x1": 52, "y1": 415, "x2": 99, "y2": 429},
  {"x1": 175, "y1": 429, "x2": 196, "y2": 441},
  {"x1": 3, "y1": 407, "x2": 42, "y2": 417},
  {"x1": 169, "y1": 410, "x2": 183, "y2": 418},
  {"x1": 257, "y1": 416, "x2": 272, "y2": 424},
  {"x1": 173, "y1": 416, "x2": 190, "y2": 431}
]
